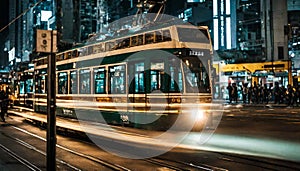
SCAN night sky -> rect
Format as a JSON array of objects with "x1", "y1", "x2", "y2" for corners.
[{"x1": 0, "y1": 0, "x2": 9, "y2": 31}]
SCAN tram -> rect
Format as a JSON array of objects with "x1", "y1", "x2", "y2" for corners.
[
  {"x1": 14, "y1": 69, "x2": 34, "y2": 108},
  {"x1": 33, "y1": 23, "x2": 214, "y2": 130}
]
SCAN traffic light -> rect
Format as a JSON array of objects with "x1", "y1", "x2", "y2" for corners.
[{"x1": 36, "y1": 29, "x2": 57, "y2": 53}]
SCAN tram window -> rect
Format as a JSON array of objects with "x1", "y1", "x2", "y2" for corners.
[
  {"x1": 183, "y1": 58, "x2": 210, "y2": 93},
  {"x1": 120, "y1": 38, "x2": 130, "y2": 48},
  {"x1": 162, "y1": 30, "x2": 172, "y2": 41},
  {"x1": 94, "y1": 68, "x2": 106, "y2": 94},
  {"x1": 137, "y1": 35, "x2": 144, "y2": 45},
  {"x1": 105, "y1": 42, "x2": 115, "y2": 51},
  {"x1": 70, "y1": 71, "x2": 78, "y2": 94},
  {"x1": 93, "y1": 44, "x2": 105, "y2": 53},
  {"x1": 57, "y1": 54, "x2": 64, "y2": 61},
  {"x1": 72, "y1": 50, "x2": 78, "y2": 58},
  {"x1": 150, "y1": 62, "x2": 164, "y2": 91},
  {"x1": 67, "y1": 52, "x2": 72, "y2": 59},
  {"x1": 134, "y1": 63, "x2": 145, "y2": 93},
  {"x1": 58, "y1": 72, "x2": 68, "y2": 94},
  {"x1": 78, "y1": 47, "x2": 87, "y2": 56},
  {"x1": 131, "y1": 36, "x2": 138, "y2": 46},
  {"x1": 36, "y1": 75, "x2": 46, "y2": 94},
  {"x1": 79, "y1": 69, "x2": 91, "y2": 94},
  {"x1": 26, "y1": 79, "x2": 34, "y2": 93},
  {"x1": 169, "y1": 65, "x2": 183, "y2": 93},
  {"x1": 112, "y1": 40, "x2": 121, "y2": 50},
  {"x1": 88, "y1": 46, "x2": 93, "y2": 55},
  {"x1": 109, "y1": 65, "x2": 126, "y2": 94},
  {"x1": 155, "y1": 31, "x2": 163, "y2": 42},
  {"x1": 151, "y1": 71, "x2": 161, "y2": 91},
  {"x1": 145, "y1": 32, "x2": 155, "y2": 44},
  {"x1": 20, "y1": 81, "x2": 25, "y2": 94}
]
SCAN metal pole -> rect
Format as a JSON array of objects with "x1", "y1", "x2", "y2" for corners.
[
  {"x1": 47, "y1": 31, "x2": 56, "y2": 171},
  {"x1": 288, "y1": 60, "x2": 292, "y2": 86}
]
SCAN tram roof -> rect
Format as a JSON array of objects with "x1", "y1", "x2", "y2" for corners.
[
  {"x1": 57, "y1": 21, "x2": 207, "y2": 55},
  {"x1": 81, "y1": 20, "x2": 199, "y2": 46}
]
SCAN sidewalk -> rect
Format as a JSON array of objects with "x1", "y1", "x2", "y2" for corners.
[
  {"x1": 224, "y1": 103, "x2": 289, "y2": 108},
  {"x1": 214, "y1": 99, "x2": 298, "y2": 108}
]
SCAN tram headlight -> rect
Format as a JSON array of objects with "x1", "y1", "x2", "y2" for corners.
[{"x1": 192, "y1": 109, "x2": 205, "y2": 123}]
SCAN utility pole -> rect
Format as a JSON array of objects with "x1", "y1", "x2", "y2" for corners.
[
  {"x1": 36, "y1": 29, "x2": 57, "y2": 171},
  {"x1": 47, "y1": 30, "x2": 57, "y2": 171}
]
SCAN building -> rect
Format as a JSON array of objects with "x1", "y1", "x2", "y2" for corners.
[
  {"x1": 6, "y1": 0, "x2": 54, "y2": 64},
  {"x1": 261, "y1": 0, "x2": 288, "y2": 62},
  {"x1": 287, "y1": 0, "x2": 300, "y2": 85},
  {"x1": 213, "y1": 0, "x2": 237, "y2": 51}
]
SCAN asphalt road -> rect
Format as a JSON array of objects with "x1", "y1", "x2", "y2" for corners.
[{"x1": 0, "y1": 105, "x2": 299, "y2": 170}]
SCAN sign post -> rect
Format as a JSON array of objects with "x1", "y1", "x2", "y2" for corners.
[{"x1": 36, "y1": 29, "x2": 57, "y2": 171}]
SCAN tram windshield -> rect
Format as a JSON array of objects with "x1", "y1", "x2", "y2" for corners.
[
  {"x1": 177, "y1": 27, "x2": 210, "y2": 43},
  {"x1": 183, "y1": 57, "x2": 210, "y2": 93}
]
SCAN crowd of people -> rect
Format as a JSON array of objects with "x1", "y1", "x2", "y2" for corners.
[{"x1": 227, "y1": 81, "x2": 300, "y2": 107}]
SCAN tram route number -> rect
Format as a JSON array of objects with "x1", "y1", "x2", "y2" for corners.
[
  {"x1": 120, "y1": 114, "x2": 129, "y2": 123},
  {"x1": 189, "y1": 50, "x2": 205, "y2": 57},
  {"x1": 63, "y1": 109, "x2": 74, "y2": 116}
]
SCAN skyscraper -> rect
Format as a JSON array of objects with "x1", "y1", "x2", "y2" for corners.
[{"x1": 0, "y1": 0, "x2": 9, "y2": 67}]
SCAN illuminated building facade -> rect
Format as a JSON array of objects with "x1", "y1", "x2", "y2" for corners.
[
  {"x1": 261, "y1": 0, "x2": 288, "y2": 62},
  {"x1": 213, "y1": 0, "x2": 237, "y2": 50}
]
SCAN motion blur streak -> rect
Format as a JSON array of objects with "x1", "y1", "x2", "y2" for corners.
[{"x1": 180, "y1": 133, "x2": 300, "y2": 162}]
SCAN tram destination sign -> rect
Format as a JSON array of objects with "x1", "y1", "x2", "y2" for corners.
[{"x1": 188, "y1": 50, "x2": 209, "y2": 57}]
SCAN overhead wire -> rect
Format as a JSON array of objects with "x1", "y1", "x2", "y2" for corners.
[{"x1": 0, "y1": 0, "x2": 45, "y2": 33}]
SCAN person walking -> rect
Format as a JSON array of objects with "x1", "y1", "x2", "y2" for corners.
[
  {"x1": 287, "y1": 84, "x2": 294, "y2": 107},
  {"x1": 0, "y1": 89, "x2": 5, "y2": 122},
  {"x1": 227, "y1": 83, "x2": 233, "y2": 104},
  {"x1": 248, "y1": 85, "x2": 252, "y2": 104},
  {"x1": 273, "y1": 82, "x2": 280, "y2": 104},
  {"x1": 242, "y1": 83, "x2": 248, "y2": 104},
  {"x1": 232, "y1": 83, "x2": 238, "y2": 103}
]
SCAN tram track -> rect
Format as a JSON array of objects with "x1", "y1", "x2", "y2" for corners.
[
  {"x1": 145, "y1": 157, "x2": 229, "y2": 171},
  {"x1": 8, "y1": 124, "x2": 133, "y2": 171},
  {"x1": 6, "y1": 107, "x2": 300, "y2": 170},
  {"x1": 0, "y1": 129, "x2": 81, "y2": 171},
  {"x1": 216, "y1": 152, "x2": 300, "y2": 171},
  {"x1": 0, "y1": 143, "x2": 41, "y2": 171},
  {"x1": 5, "y1": 120, "x2": 202, "y2": 171},
  {"x1": 3, "y1": 117, "x2": 232, "y2": 171}
]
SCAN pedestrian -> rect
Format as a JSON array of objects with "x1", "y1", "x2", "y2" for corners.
[
  {"x1": 232, "y1": 83, "x2": 238, "y2": 103},
  {"x1": 273, "y1": 82, "x2": 280, "y2": 104},
  {"x1": 286, "y1": 84, "x2": 294, "y2": 107},
  {"x1": 242, "y1": 83, "x2": 248, "y2": 104},
  {"x1": 0, "y1": 89, "x2": 5, "y2": 122},
  {"x1": 227, "y1": 83, "x2": 233, "y2": 104},
  {"x1": 248, "y1": 85, "x2": 252, "y2": 104},
  {"x1": 263, "y1": 84, "x2": 269, "y2": 104},
  {"x1": 293, "y1": 86, "x2": 298, "y2": 107},
  {"x1": 253, "y1": 81, "x2": 258, "y2": 104}
]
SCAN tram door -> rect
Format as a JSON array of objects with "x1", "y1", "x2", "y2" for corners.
[
  {"x1": 128, "y1": 62, "x2": 146, "y2": 112},
  {"x1": 150, "y1": 70, "x2": 161, "y2": 91}
]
